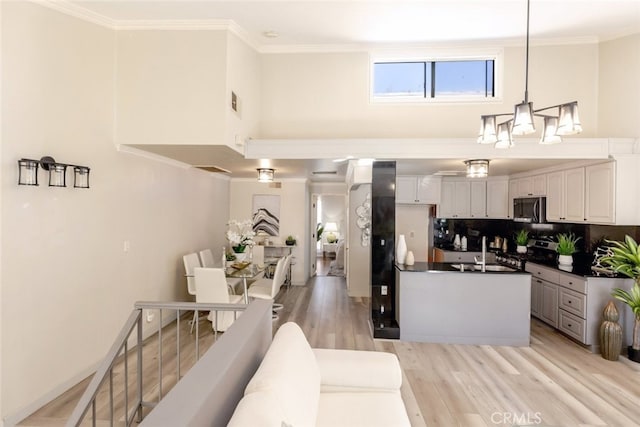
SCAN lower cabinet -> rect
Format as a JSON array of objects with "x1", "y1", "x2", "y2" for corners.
[
  {"x1": 539, "y1": 279, "x2": 559, "y2": 328},
  {"x1": 525, "y1": 262, "x2": 630, "y2": 352}
]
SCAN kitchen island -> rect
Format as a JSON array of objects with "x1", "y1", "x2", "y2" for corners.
[{"x1": 396, "y1": 262, "x2": 531, "y2": 346}]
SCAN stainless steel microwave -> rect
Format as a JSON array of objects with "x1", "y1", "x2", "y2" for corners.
[{"x1": 513, "y1": 197, "x2": 546, "y2": 223}]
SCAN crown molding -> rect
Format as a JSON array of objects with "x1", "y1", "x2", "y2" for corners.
[{"x1": 29, "y1": 0, "x2": 115, "y2": 28}]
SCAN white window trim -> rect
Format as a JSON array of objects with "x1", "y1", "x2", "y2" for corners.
[{"x1": 368, "y1": 47, "x2": 504, "y2": 105}]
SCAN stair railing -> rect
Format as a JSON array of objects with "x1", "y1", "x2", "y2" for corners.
[{"x1": 66, "y1": 301, "x2": 247, "y2": 427}]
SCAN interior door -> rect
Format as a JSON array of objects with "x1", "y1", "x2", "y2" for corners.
[{"x1": 310, "y1": 194, "x2": 318, "y2": 276}]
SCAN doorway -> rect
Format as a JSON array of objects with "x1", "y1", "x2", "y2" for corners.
[{"x1": 313, "y1": 194, "x2": 346, "y2": 277}]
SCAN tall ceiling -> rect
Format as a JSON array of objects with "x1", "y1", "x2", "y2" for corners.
[
  {"x1": 66, "y1": 0, "x2": 640, "y2": 180},
  {"x1": 70, "y1": 0, "x2": 640, "y2": 49}
]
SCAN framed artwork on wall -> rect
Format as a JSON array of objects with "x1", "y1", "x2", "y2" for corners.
[{"x1": 252, "y1": 194, "x2": 280, "y2": 236}]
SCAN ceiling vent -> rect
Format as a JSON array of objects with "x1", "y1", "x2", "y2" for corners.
[
  {"x1": 194, "y1": 165, "x2": 231, "y2": 174},
  {"x1": 312, "y1": 171, "x2": 338, "y2": 175}
]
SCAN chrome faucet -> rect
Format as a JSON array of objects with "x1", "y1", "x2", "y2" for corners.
[{"x1": 474, "y1": 236, "x2": 487, "y2": 272}]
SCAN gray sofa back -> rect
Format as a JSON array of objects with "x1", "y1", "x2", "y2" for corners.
[{"x1": 140, "y1": 299, "x2": 273, "y2": 427}]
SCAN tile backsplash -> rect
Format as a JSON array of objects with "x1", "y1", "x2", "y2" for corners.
[{"x1": 434, "y1": 218, "x2": 640, "y2": 254}]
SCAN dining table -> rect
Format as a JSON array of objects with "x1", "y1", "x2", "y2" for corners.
[{"x1": 225, "y1": 262, "x2": 267, "y2": 304}]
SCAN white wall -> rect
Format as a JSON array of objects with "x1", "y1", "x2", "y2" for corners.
[
  {"x1": 598, "y1": 34, "x2": 640, "y2": 138},
  {"x1": 396, "y1": 205, "x2": 430, "y2": 262},
  {"x1": 225, "y1": 31, "x2": 262, "y2": 151},
  {"x1": 228, "y1": 179, "x2": 308, "y2": 285},
  {"x1": 259, "y1": 44, "x2": 600, "y2": 138},
  {"x1": 347, "y1": 185, "x2": 371, "y2": 297},
  {"x1": 116, "y1": 29, "x2": 228, "y2": 146},
  {"x1": 1, "y1": 2, "x2": 230, "y2": 422}
]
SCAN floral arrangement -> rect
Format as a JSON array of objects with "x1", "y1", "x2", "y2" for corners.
[{"x1": 226, "y1": 219, "x2": 255, "y2": 253}]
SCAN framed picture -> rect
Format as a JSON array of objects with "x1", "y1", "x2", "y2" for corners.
[{"x1": 252, "y1": 194, "x2": 280, "y2": 236}]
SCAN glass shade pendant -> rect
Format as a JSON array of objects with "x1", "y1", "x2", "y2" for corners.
[
  {"x1": 477, "y1": 116, "x2": 498, "y2": 144},
  {"x1": 465, "y1": 159, "x2": 489, "y2": 178},
  {"x1": 18, "y1": 159, "x2": 39, "y2": 185},
  {"x1": 73, "y1": 166, "x2": 91, "y2": 188},
  {"x1": 48, "y1": 163, "x2": 67, "y2": 187},
  {"x1": 539, "y1": 117, "x2": 562, "y2": 144},
  {"x1": 494, "y1": 122, "x2": 513, "y2": 149},
  {"x1": 512, "y1": 101, "x2": 535, "y2": 135},
  {"x1": 257, "y1": 168, "x2": 274, "y2": 182},
  {"x1": 556, "y1": 102, "x2": 582, "y2": 135}
]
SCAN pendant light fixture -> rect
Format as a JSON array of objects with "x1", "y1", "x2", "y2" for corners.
[{"x1": 477, "y1": 0, "x2": 581, "y2": 148}]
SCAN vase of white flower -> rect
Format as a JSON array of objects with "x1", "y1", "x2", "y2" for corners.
[{"x1": 226, "y1": 219, "x2": 256, "y2": 262}]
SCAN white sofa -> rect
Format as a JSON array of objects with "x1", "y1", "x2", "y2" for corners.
[{"x1": 227, "y1": 322, "x2": 411, "y2": 427}]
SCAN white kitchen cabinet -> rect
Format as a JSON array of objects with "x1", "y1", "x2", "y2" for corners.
[
  {"x1": 438, "y1": 180, "x2": 470, "y2": 218},
  {"x1": 396, "y1": 175, "x2": 441, "y2": 205},
  {"x1": 486, "y1": 178, "x2": 509, "y2": 218},
  {"x1": 470, "y1": 181, "x2": 486, "y2": 218},
  {"x1": 546, "y1": 167, "x2": 585, "y2": 222},
  {"x1": 540, "y1": 280, "x2": 559, "y2": 328},
  {"x1": 585, "y1": 162, "x2": 615, "y2": 223},
  {"x1": 509, "y1": 175, "x2": 547, "y2": 198},
  {"x1": 531, "y1": 278, "x2": 541, "y2": 318},
  {"x1": 526, "y1": 261, "x2": 630, "y2": 352}
]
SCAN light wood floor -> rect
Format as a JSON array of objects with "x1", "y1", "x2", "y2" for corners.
[{"x1": 21, "y1": 275, "x2": 640, "y2": 426}]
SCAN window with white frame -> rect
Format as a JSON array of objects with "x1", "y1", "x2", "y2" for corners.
[{"x1": 371, "y1": 55, "x2": 498, "y2": 102}]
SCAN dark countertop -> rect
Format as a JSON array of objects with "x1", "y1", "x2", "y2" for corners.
[
  {"x1": 524, "y1": 258, "x2": 621, "y2": 278},
  {"x1": 395, "y1": 262, "x2": 529, "y2": 274}
]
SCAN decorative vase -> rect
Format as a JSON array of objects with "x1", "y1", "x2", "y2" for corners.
[
  {"x1": 558, "y1": 254, "x2": 573, "y2": 266},
  {"x1": 628, "y1": 346, "x2": 640, "y2": 363},
  {"x1": 232, "y1": 245, "x2": 247, "y2": 262},
  {"x1": 405, "y1": 251, "x2": 415, "y2": 266},
  {"x1": 600, "y1": 301, "x2": 622, "y2": 361},
  {"x1": 396, "y1": 234, "x2": 407, "y2": 264},
  {"x1": 516, "y1": 245, "x2": 527, "y2": 254}
]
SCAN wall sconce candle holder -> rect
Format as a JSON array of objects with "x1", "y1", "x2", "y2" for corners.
[{"x1": 18, "y1": 156, "x2": 90, "y2": 188}]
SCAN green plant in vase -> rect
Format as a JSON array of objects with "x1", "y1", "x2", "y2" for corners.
[
  {"x1": 514, "y1": 229, "x2": 529, "y2": 254},
  {"x1": 601, "y1": 235, "x2": 640, "y2": 362},
  {"x1": 285, "y1": 235, "x2": 297, "y2": 246},
  {"x1": 556, "y1": 232, "x2": 581, "y2": 266}
]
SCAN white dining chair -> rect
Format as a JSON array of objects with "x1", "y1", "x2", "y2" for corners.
[
  {"x1": 198, "y1": 248, "x2": 216, "y2": 268},
  {"x1": 247, "y1": 256, "x2": 287, "y2": 318},
  {"x1": 194, "y1": 267, "x2": 243, "y2": 334},
  {"x1": 183, "y1": 252, "x2": 202, "y2": 333},
  {"x1": 199, "y1": 248, "x2": 241, "y2": 295}
]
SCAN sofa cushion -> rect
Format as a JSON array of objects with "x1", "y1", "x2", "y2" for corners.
[
  {"x1": 227, "y1": 391, "x2": 285, "y2": 427},
  {"x1": 316, "y1": 392, "x2": 411, "y2": 427},
  {"x1": 244, "y1": 322, "x2": 320, "y2": 427},
  {"x1": 313, "y1": 348, "x2": 402, "y2": 392}
]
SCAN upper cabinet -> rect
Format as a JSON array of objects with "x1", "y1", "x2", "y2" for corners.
[
  {"x1": 486, "y1": 179, "x2": 509, "y2": 219},
  {"x1": 396, "y1": 176, "x2": 441, "y2": 205},
  {"x1": 437, "y1": 177, "x2": 508, "y2": 219},
  {"x1": 585, "y1": 162, "x2": 615, "y2": 224},
  {"x1": 546, "y1": 167, "x2": 585, "y2": 223},
  {"x1": 510, "y1": 175, "x2": 547, "y2": 198},
  {"x1": 439, "y1": 180, "x2": 471, "y2": 218}
]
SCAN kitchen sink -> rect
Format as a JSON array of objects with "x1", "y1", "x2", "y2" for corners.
[{"x1": 451, "y1": 263, "x2": 517, "y2": 272}]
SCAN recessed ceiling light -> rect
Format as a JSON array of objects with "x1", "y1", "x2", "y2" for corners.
[{"x1": 263, "y1": 30, "x2": 279, "y2": 38}]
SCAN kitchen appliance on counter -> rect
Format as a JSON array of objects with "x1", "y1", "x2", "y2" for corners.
[
  {"x1": 513, "y1": 197, "x2": 546, "y2": 223},
  {"x1": 495, "y1": 238, "x2": 559, "y2": 271}
]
